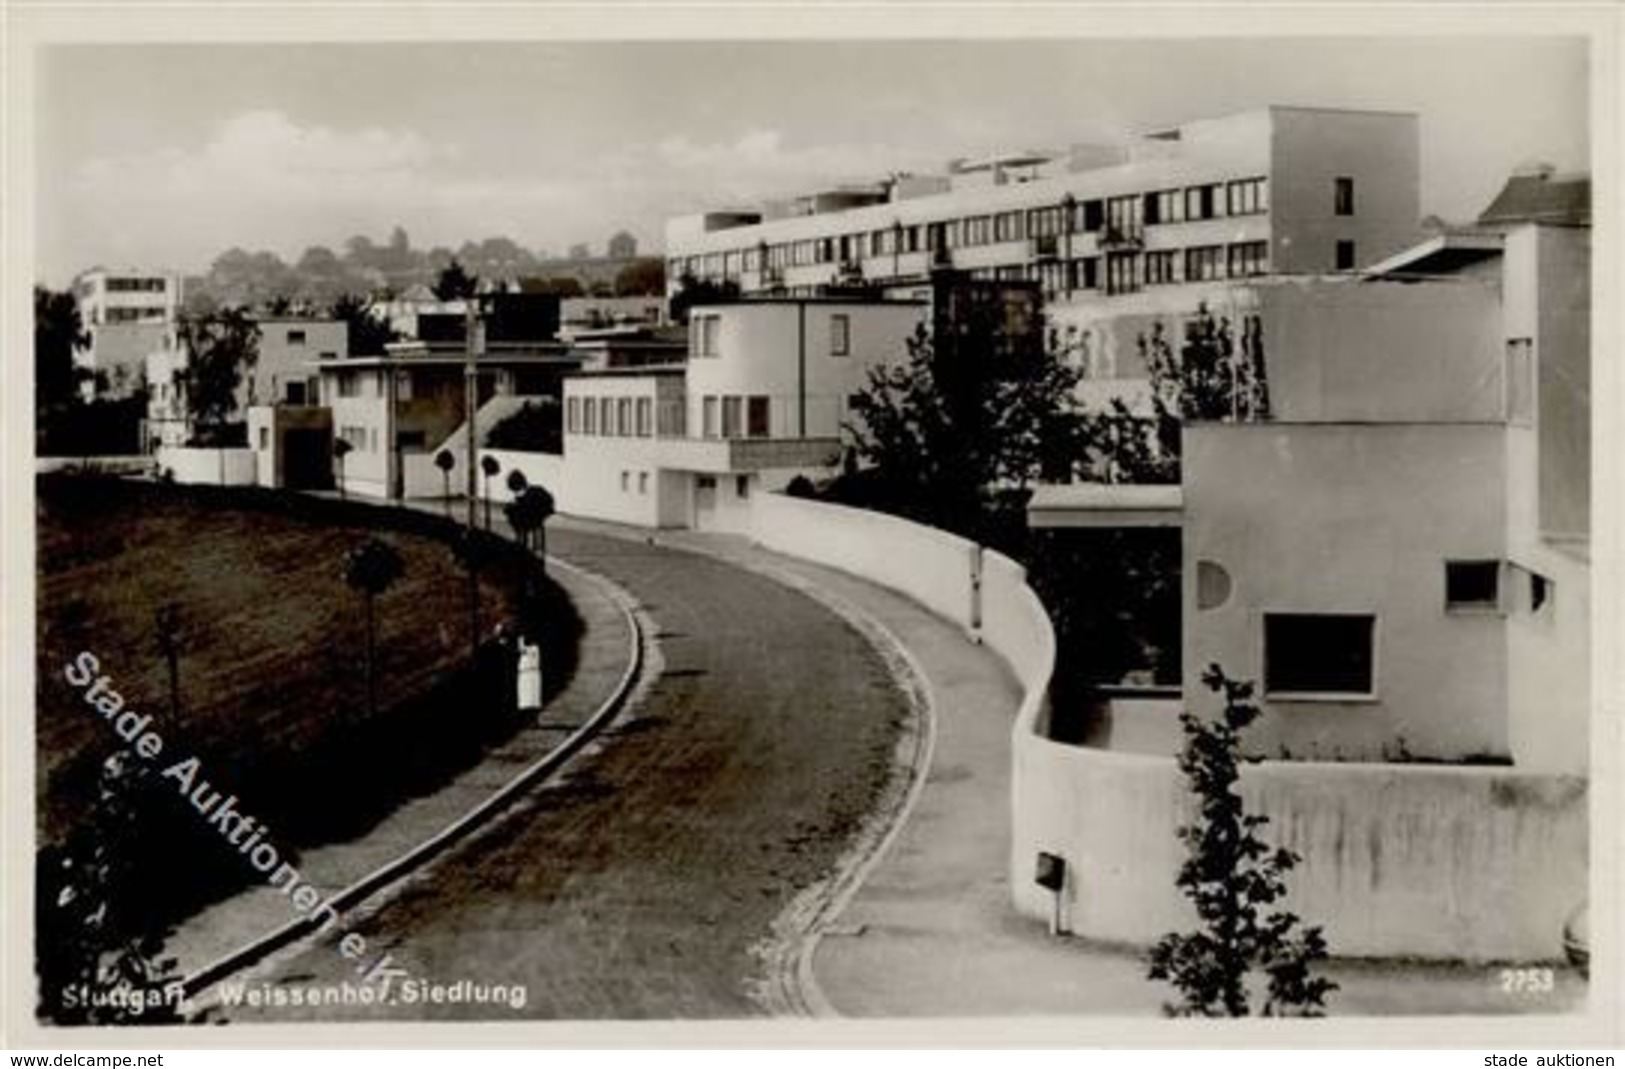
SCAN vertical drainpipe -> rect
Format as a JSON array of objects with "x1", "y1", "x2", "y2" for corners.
[{"x1": 797, "y1": 301, "x2": 807, "y2": 438}]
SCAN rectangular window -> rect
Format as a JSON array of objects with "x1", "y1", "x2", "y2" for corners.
[
  {"x1": 1185, "y1": 184, "x2": 1219, "y2": 221},
  {"x1": 1104, "y1": 195, "x2": 1142, "y2": 240},
  {"x1": 994, "y1": 211, "x2": 1024, "y2": 243},
  {"x1": 1226, "y1": 178, "x2": 1268, "y2": 216},
  {"x1": 1505, "y1": 338, "x2": 1534, "y2": 424},
  {"x1": 1147, "y1": 189, "x2": 1184, "y2": 226},
  {"x1": 395, "y1": 430, "x2": 426, "y2": 449},
  {"x1": 1264, "y1": 613, "x2": 1376, "y2": 697},
  {"x1": 285, "y1": 381, "x2": 307, "y2": 405},
  {"x1": 747, "y1": 395, "x2": 770, "y2": 437},
  {"x1": 830, "y1": 313, "x2": 850, "y2": 356},
  {"x1": 1446, "y1": 561, "x2": 1503, "y2": 612},
  {"x1": 1335, "y1": 177, "x2": 1355, "y2": 216},
  {"x1": 1080, "y1": 199, "x2": 1104, "y2": 233},
  {"x1": 1227, "y1": 241, "x2": 1268, "y2": 278},
  {"x1": 1106, "y1": 253, "x2": 1139, "y2": 295},
  {"x1": 702, "y1": 396, "x2": 719, "y2": 438},
  {"x1": 721, "y1": 396, "x2": 742, "y2": 438},
  {"x1": 694, "y1": 315, "x2": 719, "y2": 357},
  {"x1": 287, "y1": 330, "x2": 307, "y2": 346},
  {"x1": 617, "y1": 398, "x2": 632, "y2": 438},
  {"x1": 567, "y1": 397, "x2": 581, "y2": 434},
  {"x1": 620, "y1": 470, "x2": 630, "y2": 492},
  {"x1": 1145, "y1": 250, "x2": 1179, "y2": 286},
  {"x1": 1335, "y1": 239, "x2": 1357, "y2": 271},
  {"x1": 600, "y1": 397, "x2": 615, "y2": 436},
  {"x1": 583, "y1": 398, "x2": 597, "y2": 435},
  {"x1": 658, "y1": 398, "x2": 685, "y2": 437},
  {"x1": 1185, "y1": 245, "x2": 1224, "y2": 282},
  {"x1": 636, "y1": 397, "x2": 653, "y2": 437},
  {"x1": 638, "y1": 472, "x2": 649, "y2": 495},
  {"x1": 736, "y1": 475, "x2": 751, "y2": 499},
  {"x1": 338, "y1": 371, "x2": 360, "y2": 398}
]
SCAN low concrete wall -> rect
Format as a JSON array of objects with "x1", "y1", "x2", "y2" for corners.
[
  {"x1": 1012, "y1": 719, "x2": 1588, "y2": 962},
  {"x1": 154, "y1": 446, "x2": 256, "y2": 486},
  {"x1": 749, "y1": 492, "x2": 980, "y2": 631}
]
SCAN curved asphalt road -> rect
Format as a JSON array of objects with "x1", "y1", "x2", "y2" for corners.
[{"x1": 215, "y1": 528, "x2": 910, "y2": 1022}]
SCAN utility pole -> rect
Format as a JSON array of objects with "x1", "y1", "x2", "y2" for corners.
[{"x1": 463, "y1": 296, "x2": 483, "y2": 530}]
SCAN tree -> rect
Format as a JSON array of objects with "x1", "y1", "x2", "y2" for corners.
[
  {"x1": 36, "y1": 752, "x2": 182, "y2": 1025},
  {"x1": 613, "y1": 257, "x2": 666, "y2": 297},
  {"x1": 1078, "y1": 305, "x2": 1269, "y2": 486},
  {"x1": 332, "y1": 437, "x2": 353, "y2": 499},
  {"x1": 669, "y1": 272, "x2": 741, "y2": 325},
  {"x1": 505, "y1": 484, "x2": 553, "y2": 564},
  {"x1": 178, "y1": 309, "x2": 260, "y2": 434},
  {"x1": 1147, "y1": 665, "x2": 1337, "y2": 1017},
  {"x1": 433, "y1": 259, "x2": 478, "y2": 301},
  {"x1": 485, "y1": 399, "x2": 562, "y2": 455},
  {"x1": 434, "y1": 448, "x2": 456, "y2": 515},
  {"x1": 480, "y1": 455, "x2": 501, "y2": 530},
  {"x1": 35, "y1": 286, "x2": 89, "y2": 412},
  {"x1": 330, "y1": 293, "x2": 399, "y2": 357},
  {"x1": 846, "y1": 307, "x2": 1086, "y2": 547},
  {"x1": 344, "y1": 538, "x2": 406, "y2": 722}
]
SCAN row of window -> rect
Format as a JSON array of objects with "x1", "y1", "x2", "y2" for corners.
[
  {"x1": 671, "y1": 176, "x2": 1277, "y2": 278},
  {"x1": 104, "y1": 278, "x2": 169, "y2": 293},
  {"x1": 700, "y1": 395, "x2": 771, "y2": 439},
  {"x1": 103, "y1": 306, "x2": 170, "y2": 323},
  {"x1": 568, "y1": 395, "x2": 661, "y2": 437}
]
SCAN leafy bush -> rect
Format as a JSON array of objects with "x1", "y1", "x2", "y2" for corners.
[{"x1": 1147, "y1": 665, "x2": 1337, "y2": 1017}]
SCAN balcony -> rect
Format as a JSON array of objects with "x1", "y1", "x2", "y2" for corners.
[
  {"x1": 652, "y1": 435, "x2": 843, "y2": 474},
  {"x1": 1098, "y1": 225, "x2": 1144, "y2": 252},
  {"x1": 1030, "y1": 234, "x2": 1060, "y2": 260}
]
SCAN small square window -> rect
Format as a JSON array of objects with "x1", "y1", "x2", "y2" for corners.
[
  {"x1": 1445, "y1": 560, "x2": 1501, "y2": 611},
  {"x1": 1264, "y1": 613, "x2": 1375, "y2": 697},
  {"x1": 287, "y1": 330, "x2": 307, "y2": 346}
]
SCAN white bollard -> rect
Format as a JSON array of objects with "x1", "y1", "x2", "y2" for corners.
[{"x1": 517, "y1": 637, "x2": 543, "y2": 712}]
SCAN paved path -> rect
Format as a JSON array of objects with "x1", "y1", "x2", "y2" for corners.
[{"x1": 212, "y1": 525, "x2": 912, "y2": 1022}]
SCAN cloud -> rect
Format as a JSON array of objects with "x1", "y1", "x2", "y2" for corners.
[
  {"x1": 641, "y1": 128, "x2": 937, "y2": 196},
  {"x1": 73, "y1": 109, "x2": 441, "y2": 203}
]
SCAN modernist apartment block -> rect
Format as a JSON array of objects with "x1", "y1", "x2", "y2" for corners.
[
  {"x1": 666, "y1": 107, "x2": 1420, "y2": 381},
  {"x1": 555, "y1": 298, "x2": 925, "y2": 531},
  {"x1": 72, "y1": 266, "x2": 183, "y2": 397}
]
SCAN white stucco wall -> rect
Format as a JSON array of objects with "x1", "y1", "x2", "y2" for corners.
[
  {"x1": 749, "y1": 492, "x2": 980, "y2": 631},
  {"x1": 154, "y1": 446, "x2": 257, "y2": 486},
  {"x1": 1182, "y1": 421, "x2": 1511, "y2": 762},
  {"x1": 685, "y1": 302, "x2": 923, "y2": 440},
  {"x1": 1010, "y1": 733, "x2": 1586, "y2": 962}
]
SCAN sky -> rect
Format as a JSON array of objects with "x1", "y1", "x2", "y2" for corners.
[{"x1": 35, "y1": 36, "x2": 1590, "y2": 286}]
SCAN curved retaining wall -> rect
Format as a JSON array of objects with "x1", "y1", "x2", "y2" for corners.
[
  {"x1": 744, "y1": 491, "x2": 1585, "y2": 963},
  {"x1": 750, "y1": 493, "x2": 980, "y2": 632}
]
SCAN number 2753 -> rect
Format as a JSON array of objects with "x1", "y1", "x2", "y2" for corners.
[{"x1": 1500, "y1": 968, "x2": 1555, "y2": 993}]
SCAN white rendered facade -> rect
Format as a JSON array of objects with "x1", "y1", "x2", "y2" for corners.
[
  {"x1": 555, "y1": 299, "x2": 925, "y2": 530},
  {"x1": 72, "y1": 267, "x2": 183, "y2": 396}
]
